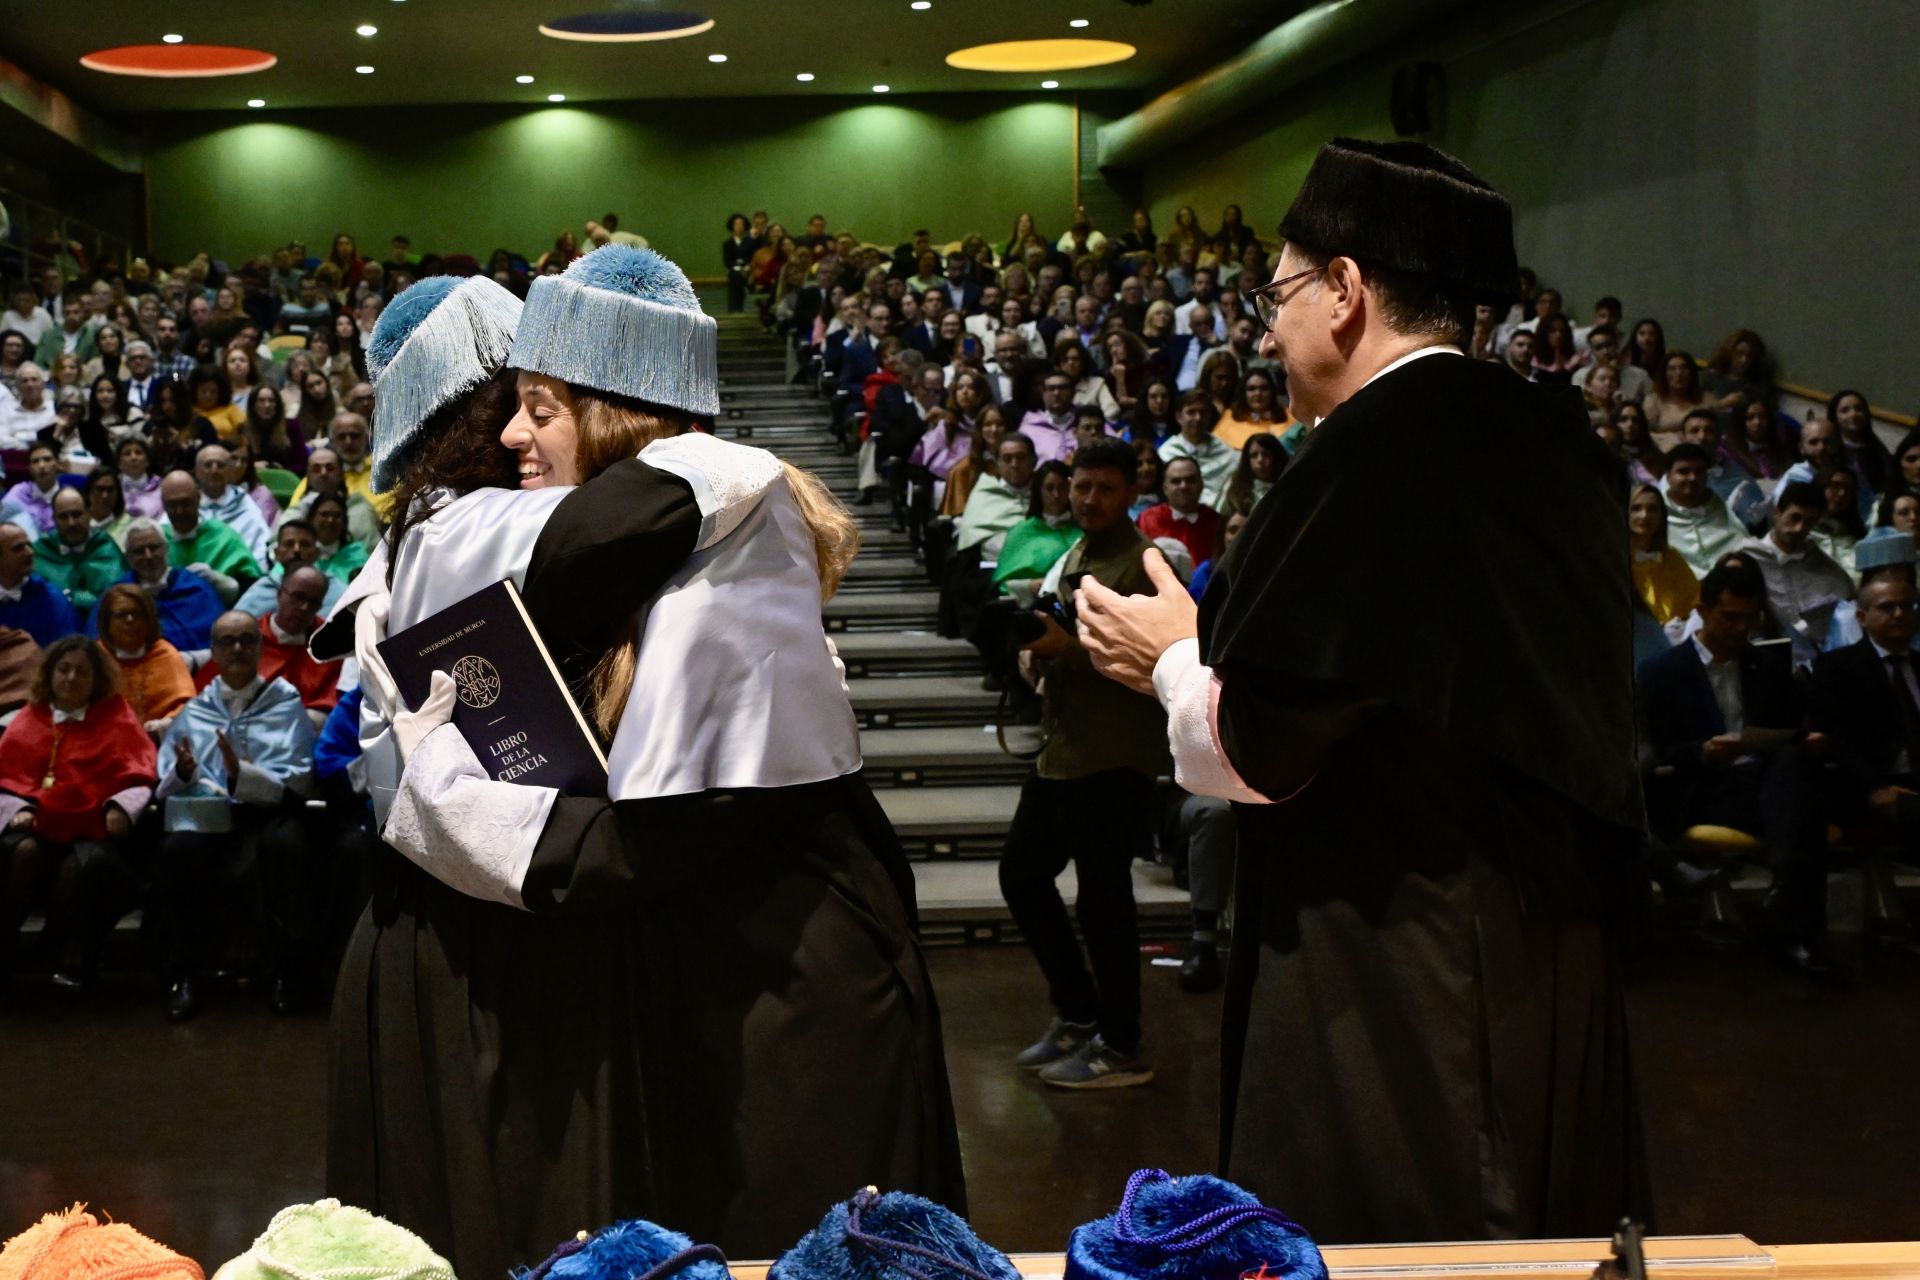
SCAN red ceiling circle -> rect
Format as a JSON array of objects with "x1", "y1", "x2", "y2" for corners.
[{"x1": 80, "y1": 44, "x2": 278, "y2": 78}]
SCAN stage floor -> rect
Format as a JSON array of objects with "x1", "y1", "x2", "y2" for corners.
[{"x1": 3, "y1": 921, "x2": 1918, "y2": 1267}]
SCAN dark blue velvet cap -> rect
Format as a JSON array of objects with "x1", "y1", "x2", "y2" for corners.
[
  {"x1": 771, "y1": 1188, "x2": 1021, "y2": 1280},
  {"x1": 1064, "y1": 1171, "x2": 1326, "y2": 1280}
]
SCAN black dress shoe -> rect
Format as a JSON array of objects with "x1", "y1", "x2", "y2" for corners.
[
  {"x1": 1178, "y1": 940, "x2": 1223, "y2": 993},
  {"x1": 166, "y1": 979, "x2": 199, "y2": 1022},
  {"x1": 270, "y1": 976, "x2": 298, "y2": 1015},
  {"x1": 1765, "y1": 938, "x2": 1853, "y2": 982}
]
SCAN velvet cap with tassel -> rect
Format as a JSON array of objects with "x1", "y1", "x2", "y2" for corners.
[
  {"x1": 209, "y1": 1199, "x2": 454, "y2": 1280},
  {"x1": 1064, "y1": 1170, "x2": 1327, "y2": 1280},
  {"x1": 771, "y1": 1187, "x2": 1020, "y2": 1280},
  {"x1": 519, "y1": 1218, "x2": 732, "y2": 1280},
  {"x1": 1279, "y1": 137, "x2": 1518, "y2": 303},
  {"x1": 507, "y1": 245, "x2": 721, "y2": 418},
  {"x1": 0, "y1": 1203, "x2": 202, "y2": 1280},
  {"x1": 366, "y1": 273, "x2": 524, "y2": 491}
]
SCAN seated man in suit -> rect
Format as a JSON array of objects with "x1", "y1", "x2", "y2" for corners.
[
  {"x1": 152, "y1": 609, "x2": 319, "y2": 1020},
  {"x1": 236, "y1": 518, "x2": 346, "y2": 618},
  {"x1": 0, "y1": 522, "x2": 77, "y2": 647},
  {"x1": 1743, "y1": 480, "x2": 1854, "y2": 669},
  {"x1": 1640, "y1": 559, "x2": 1840, "y2": 976},
  {"x1": 1811, "y1": 571, "x2": 1920, "y2": 862},
  {"x1": 110, "y1": 519, "x2": 226, "y2": 654}
]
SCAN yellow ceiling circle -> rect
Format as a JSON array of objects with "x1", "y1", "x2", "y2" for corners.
[{"x1": 944, "y1": 38, "x2": 1136, "y2": 73}]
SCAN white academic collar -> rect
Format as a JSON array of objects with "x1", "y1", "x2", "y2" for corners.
[
  {"x1": 1313, "y1": 345, "x2": 1465, "y2": 429},
  {"x1": 1168, "y1": 507, "x2": 1202, "y2": 524},
  {"x1": 51, "y1": 703, "x2": 89, "y2": 725},
  {"x1": 268, "y1": 614, "x2": 309, "y2": 646},
  {"x1": 1691, "y1": 635, "x2": 1735, "y2": 668},
  {"x1": 0, "y1": 582, "x2": 23, "y2": 603}
]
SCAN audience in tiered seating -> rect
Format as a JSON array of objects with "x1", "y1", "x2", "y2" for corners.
[{"x1": 0, "y1": 197, "x2": 1914, "y2": 1013}]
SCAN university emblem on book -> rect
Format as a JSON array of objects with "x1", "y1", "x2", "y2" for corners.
[{"x1": 451, "y1": 655, "x2": 503, "y2": 709}]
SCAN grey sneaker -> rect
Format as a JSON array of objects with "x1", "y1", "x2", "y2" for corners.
[
  {"x1": 1037, "y1": 1035, "x2": 1154, "y2": 1089},
  {"x1": 1013, "y1": 1017, "x2": 1097, "y2": 1070}
]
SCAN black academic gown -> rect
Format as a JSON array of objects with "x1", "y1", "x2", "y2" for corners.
[
  {"x1": 328, "y1": 459, "x2": 701, "y2": 1279},
  {"x1": 1199, "y1": 354, "x2": 1652, "y2": 1244},
  {"x1": 511, "y1": 466, "x2": 966, "y2": 1259},
  {"x1": 328, "y1": 458, "x2": 964, "y2": 1273}
]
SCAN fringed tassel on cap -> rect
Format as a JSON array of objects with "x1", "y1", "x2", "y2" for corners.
[
  {"x1": 370, "y1": 276, "x2": 524, "y2": 489},
  {"x1": 508, "y1": 269, "x2": 720, "y2": 417}
]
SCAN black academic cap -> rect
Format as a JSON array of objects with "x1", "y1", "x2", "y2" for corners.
[{"x1": 1279, "y1": 138, "x2": 1518, "y2": 299}]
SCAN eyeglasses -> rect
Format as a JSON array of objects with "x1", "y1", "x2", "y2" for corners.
[{"x1": 1244, "y1": 265, "x2": 1325, "y2": 331}]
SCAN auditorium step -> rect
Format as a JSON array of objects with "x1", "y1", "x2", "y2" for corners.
[
  {"x1": 912, "y1": 860, "x2": 1192, "y2": 943},
  {"x1": 833, "y1": 630, "x2": 977, "y2": 677},
  {"x1": 848, "y1": 675, "x2": 998, "y2": 728},
  {"x1": 861, "y1": 725, "x2": 1038, "y2": 786},
  {"x1": 877, "y1": 784, "x2": 1020, "y2": 857},
  {"x1": 824, "y1": 591, "x2": 941, "y2": 632}
]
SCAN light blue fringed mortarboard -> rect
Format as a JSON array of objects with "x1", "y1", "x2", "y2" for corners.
[
  {"x1": 507, "y1": 244, "x2": 721, "y2": 417},
  {"x1": 1064, "y1": 1170, "x2": 1327, "y2": 1280},
  {"x1": 1855, "y1": 525, "x2": 1917, "y2": 572},
  {"x1": 517, "y1": 1218, "x2": 733, "y2": 1280},
  {"x1": 771, "y1": 1187, "x2": 1020, "y2": 1280},
  {"x1": 366, "y1": 273, "x2": 523, "y2": 491}
]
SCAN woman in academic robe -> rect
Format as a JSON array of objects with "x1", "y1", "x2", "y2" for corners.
[
  {"x1": 341, "y1": 250, "x2": 961, "y2": 1268},
  {"x1": 95, "y1": 584, "x2": 197, "y2": 739},
  {"x1": 0, "y1": 636, "x2": 156, "y2": 988}
]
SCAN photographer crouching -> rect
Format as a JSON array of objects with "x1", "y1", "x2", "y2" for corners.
[{"x1": 999, "y1": 438, "x2": 1169, "y2": 1091}]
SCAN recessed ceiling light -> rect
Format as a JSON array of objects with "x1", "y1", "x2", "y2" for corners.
[
  {"x1": 548, "y1": 92, "x2": 566, "y2": 101},
  {"x1": 516, "y1": 74, "x2": 535, "y2": 83},
  {"x1": 162, "y1": 33, "x2": 184, "y2": 44},
  {"x1": 247, "y1": 98, "x2": 265, "y2": 107},
  {"x1": 707, "y1": 53, "x2": 727, "y2": 63},
  {"x1": 1069, "y1": 18, "x2": 1089, "y2": 27},
  {"x1": 355, "y1": 23, "x2": 378, "y2": 36},
  {"x1": 540, "y1": 12, "x2": 715, "y2": 42},
  {"x1": 872, "y1": 83, "x2": 890, "y2": 93},
  {"x1": 911, "y1": 1, "x2": 932, "y2": 8},
  {"x1": 946, "y1": 38, "x2": 1135, "y2": 72},
  {"x1": 795, "y1": 72, "x2": 814, "y2": 82},
  {"x1": 356, "y1": 65, "x2": 375, "y2": 73},
  {"x1": 1041, "y1": 80, "x2": 1058, "y2": 88}
]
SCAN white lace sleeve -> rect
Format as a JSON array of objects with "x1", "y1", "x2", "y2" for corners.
[
  {"x1": 382, "y1": 723, "x2": 559, "y2": 909},
  {"x1": 639, "y1": 432, "x2": 784, "y2": 550},
  {"x1": 1153, "y1": 638, "x2": 1273, "y2": 805}
]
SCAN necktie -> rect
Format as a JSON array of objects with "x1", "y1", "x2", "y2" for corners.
[{"x1": 1886, "y1": 654, "x2": 1920, "y2": 773}]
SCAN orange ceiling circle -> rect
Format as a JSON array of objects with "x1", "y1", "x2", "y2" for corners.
[
  {"x1": 944, "y1": 38, "x2": 1136, "y2": 73},
  {"x1": 80, "y1": 44, "x2": 278, "y2": 78}
]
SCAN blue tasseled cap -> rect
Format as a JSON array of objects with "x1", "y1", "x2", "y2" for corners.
[
  {"x1": 366, "y1": 273, "x2": 523, "y2": 491},
  {"x1": 1064, "y1": 1171, "x2": 1326, "y2": 1280},
  {"x1": 508, "y1": 244, "x2": 721, "y2": 417},
  {"x1": 519, "y1": 1219, "x2": 733, "y2": 1280},
  {"x1": 771, "y1": 1188, "x2": 1020, "y2": 1280},
  {"x1": 1856, "y1": 526, "x2": 1917, "y2": 571}
]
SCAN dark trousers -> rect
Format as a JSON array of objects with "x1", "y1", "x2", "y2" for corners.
[
  {"x1": 999, "y1": 769, "x2": 1150, "y2": 1050},
  {"x1": 2, "y1": 833, "x2": 142, "y2": 979},
  {"x1": 725, "y1": 271, "x2": 748, "y2": 313},
  {"x1": 154, "y1": 802, "x2": 320, "y2": 982},
  {"x1": 1688, "y1": 746, "x2": 1828, "y2": 938}
]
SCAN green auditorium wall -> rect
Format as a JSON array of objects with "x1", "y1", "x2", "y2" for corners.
[
  {"x1": 143, "y1": 95, "x2": 1077, "y2": 277},
  {"x1": 1138, "y1": 0, "x2": 1919, "y2": 409}
]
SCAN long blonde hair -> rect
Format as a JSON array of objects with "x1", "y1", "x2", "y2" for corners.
[{"x1": 571, "y1": 386, "x2": 860, "y2": 736}]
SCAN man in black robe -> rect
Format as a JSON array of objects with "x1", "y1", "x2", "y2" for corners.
[{"x1": 1074, "y1": 138, "x2": 1650, "y2": 1244}]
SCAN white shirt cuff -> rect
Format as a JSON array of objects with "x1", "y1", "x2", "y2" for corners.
[
  {"x1": 382, "y1": 722, "x2": 558, "y2": 910},
  {"x1": 1152, "y1": 638, "x2": 1273, "y2": 805}
]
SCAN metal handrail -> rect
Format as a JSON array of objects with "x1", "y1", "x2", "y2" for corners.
[{"x1": 0, "y1": 181, "x2": 134, "y2": 288}]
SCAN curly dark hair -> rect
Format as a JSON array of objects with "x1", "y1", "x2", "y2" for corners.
[{"x1": 382, "y1": 369, "x2": 523, "y2": 587}]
